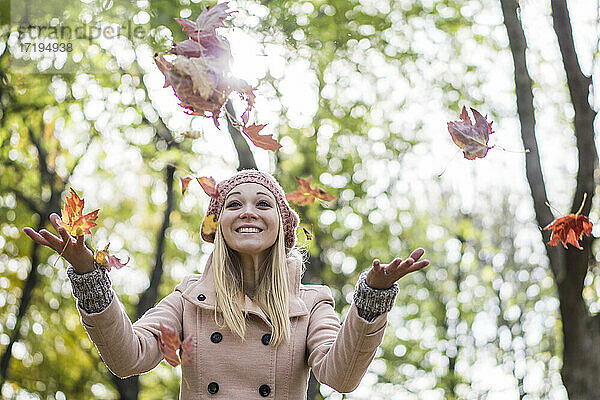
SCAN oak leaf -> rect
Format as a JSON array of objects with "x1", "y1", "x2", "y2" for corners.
[
  {"x1": 286, "y1": 177, "x2": 337, "y2": 206},
  {"x1": 447, "y1": 106, "x2": 494, "y2": 160},
  {"x1": 58, "y1": 188, "x2": 99, "y2": 236},
  {"x1": 158, "y1": 323, "x2": 193, "y2": 367}
]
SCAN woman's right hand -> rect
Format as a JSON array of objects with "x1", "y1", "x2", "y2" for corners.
[{"x1": 24, "y1": 213, "x2": 95, "y2": 274}]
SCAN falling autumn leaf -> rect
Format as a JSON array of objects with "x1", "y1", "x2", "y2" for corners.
[
  {"x1": 58, "y1": 188, "x2": 99, "y2": 236},
  {"x1": 196, "y1": 176, "x2": 219, "y2": 198},
  {"x1": 181, "y1": 177, "x2": 193, "y2": 195},
  {"x1": 94, "y1": 243, "x2": 130, "y2": 272},
  {"x1": 154, "y1": 3, "x2": 254, "y2": 124},
  {"x1": 158, "y1": 323, "x2": 193, "y2": 367},
  {"x1": 286, "y1": 176, "x2": 337, "y2": 206},
  {"x1": 242, "y1": 124, "x2": 281, "y2": 151},
  {"x1": 202, "y1": 214, "x2": 218, "y2": 236},
  {"x1": 543, "y1": 194, "x2": 593, "y2": 250},
  {"x1": 447, "y1": 106, "x2": 494, "y2": 160}
]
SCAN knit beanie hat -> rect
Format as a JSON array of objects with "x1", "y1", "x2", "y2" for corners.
[{"x1": 201, "y1": 170, "x2": 299, "y2": 251}]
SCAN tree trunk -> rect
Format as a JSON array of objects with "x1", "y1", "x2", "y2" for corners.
[
  {"x1": 0, "y1": 219, "x2": 45, "y2": 387},
  {"x1": 500, "y1": 0, "x2": 599, "y2": 397},
  {"x1": 111, "y1": 164, "x2": 176, "y2": 399}
]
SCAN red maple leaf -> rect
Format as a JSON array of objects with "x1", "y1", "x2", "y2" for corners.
[
  {"x1": 447, "y1": 106, "x2": 494, "y2": 160},
  {"x1": 58, "y1": 188, "x2": 99, "y2": 236},
  {"x1": 286, "y1": 177, "x2": 336, "y2": 206},
  {"x1": 158, "y1": 323, "x2": 193, "y2": 367},
  {"x1": 543, "y1": 195, "x2": 593, "y2": 250}
]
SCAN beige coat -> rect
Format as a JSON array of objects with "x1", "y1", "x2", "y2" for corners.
[{"x1": 77, "y1": 255, "x2": 389, "y2": 399}]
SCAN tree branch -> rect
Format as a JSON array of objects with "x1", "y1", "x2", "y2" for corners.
[
  {"x1": 551, "y1": 0, "x2": 598, "y2": 216},
  {"x1": 225, "y1": 99, "x2": 257, "y2": 171}
]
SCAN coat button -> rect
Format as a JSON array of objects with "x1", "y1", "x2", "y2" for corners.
[
  {"x1": 197, "y1": 294, "x2": 206, "y2": 301},
  {"x1": 261, "y1": 333, "x2": 271, "y2": 346},
  {"x1": 259, "y1": 384, "x2": 271, "y2": 397},
  {"x1": 207, "y1": 382, "x2": 219, "y2": 394},
  {"x1": 210, "y1": 332, "x2": 222, "y2": 343}
]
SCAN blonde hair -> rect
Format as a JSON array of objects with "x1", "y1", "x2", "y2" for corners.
[{"x1": 212, "y1": 208, "x2": 294, "y2": 347}]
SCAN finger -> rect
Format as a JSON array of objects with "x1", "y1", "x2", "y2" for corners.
[
  {"x1": 388, "y1": 257, "x2": 402, "y2": 269},
  {"x1": 39, "y1": 229, "x2": 64, "y2": 250},
  {"x1": 56, "y1": 225, "x2": 72, "y2": 244},
  {"x1": 407, "y1": 260, "x2": 429, "y2": 273},
  {"x1": 76, "y1": 234, "x2": 84, "y2": 248},
  {"x1": 23, "y1": 228, "x2": 53, "y2": 247},
  {"x1": 399, "y1": 257, "x2": 415, "y2": 270},
  {"x1": 409, "y1": 248, "x2": 425, "y2": 261},
  {"x1": 49, "y1": 212, "x2": 61, "y2": 226}
]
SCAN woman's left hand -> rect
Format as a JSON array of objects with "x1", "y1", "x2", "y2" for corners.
[{"x1": 366, "y1": 248, "x2": 429, "y2": 290}]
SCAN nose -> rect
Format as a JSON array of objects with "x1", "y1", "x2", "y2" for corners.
[{"x1": 240, "y1": 208, "x2": 258, "y2": 220}]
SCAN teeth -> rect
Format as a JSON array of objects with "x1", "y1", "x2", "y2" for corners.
[{"x1": 237, "y1": 227, "x2": 261, "y2": 233}]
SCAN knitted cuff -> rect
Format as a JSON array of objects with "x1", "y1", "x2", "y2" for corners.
[
  {"x1": 353, "y1": 271, "x2": 399, "y2": 322},
  {"x1": 67, "y1": 262, "x2": 114, "y2": 314}
]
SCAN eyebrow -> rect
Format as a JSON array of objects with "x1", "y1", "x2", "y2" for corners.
[{"x1": 226, "y1": 191, "x2": 274, "y2": 200}]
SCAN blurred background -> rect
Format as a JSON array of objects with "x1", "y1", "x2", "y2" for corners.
[{"x1": 0, "y1": 0, "x2": 598, "y2": 398}]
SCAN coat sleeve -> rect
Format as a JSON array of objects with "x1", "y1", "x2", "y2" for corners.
[
  {"x1": 76, "y1": 277, "x2": 192, "y2": 378},
  {"x1": 305, "y1": 285, "x2": 388, "y2": 393}
]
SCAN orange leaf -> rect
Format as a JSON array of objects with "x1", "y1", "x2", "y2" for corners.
[
  {"x1": 242, "y1": 124, "x2": 282, "y2": 151},
  {"x1": 181, "y1": 177, "x2": 193, "y2": 195},
  {"x1": 196, "y1": 176, "x2": 219, "y2": 198},
  {"x1": 58, "y1": 188, "x2": 99, "y2": 236},
  {"x1": 202, "y1": 214, "x2": 218, "y2": 236},
  {"x1": 158, "y1": 323, "x2": 194, "y2": 367},
  {"x1": 543, "y1": 214, "x2": 593, "y2": 250},
  {"x1": 286, "y1": 176, "x2": 337, "y2": 206}
]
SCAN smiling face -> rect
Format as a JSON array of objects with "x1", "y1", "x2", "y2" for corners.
[{"x1": 219, "y1": 183, "x2": 280, "y2": 257}]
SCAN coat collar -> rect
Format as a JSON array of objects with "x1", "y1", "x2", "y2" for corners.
[{"x1": 181, "y1": 253, "x2": 309, "y2": 327}]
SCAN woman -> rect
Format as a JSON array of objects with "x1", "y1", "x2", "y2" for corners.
[{"x1": 24, "y1": 170, "x2": 429, "y2": 399}]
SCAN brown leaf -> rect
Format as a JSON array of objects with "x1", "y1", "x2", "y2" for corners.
[
  {"x1": 181, "y1": 177, "x2": 193, "y2": 195},
  {"x1": 286, "y1": 177, "x2": 337, "y2": 206},
  {"x1": 196, "y1": 176, "x2": 218, "y2": 198},
  {"x1": 447, "y1": 106, "x2": 494, "y2": 160},
  {"x1": 158, "y1": 323, "x2": 190, "y2": 367},
  {"x1": 242, "y1": 124, "x2": 281, "y2": 151}
]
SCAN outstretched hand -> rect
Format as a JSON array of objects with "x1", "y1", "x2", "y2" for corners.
[
  {"x1": 23, "y1": 213, "x2": 95, "y2": 274},
  {"x1": 366, "y1": 248, "x2": 429, "y2": 290}
]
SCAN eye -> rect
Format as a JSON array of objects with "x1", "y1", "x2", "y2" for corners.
[
  {"x1": 257, "y1": 200, "x2": 272, "y2": 207},
  {"x1": 226, "y1": 200, "x2": 242, "y2": 208}
]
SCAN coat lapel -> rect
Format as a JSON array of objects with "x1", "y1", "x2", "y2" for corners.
[{"x1": 181, "y1": 253, "x2": 309, "y2": 327}]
